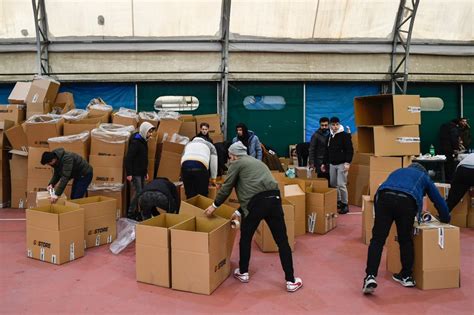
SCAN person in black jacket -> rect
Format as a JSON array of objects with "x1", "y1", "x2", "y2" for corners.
[
  {"x1": 322, "y1": 117, "x2": 353, "y2": 214},
  {"x1": 133, "y1": 177, "x2": 180, "y2": 220},
  {"x1": 439, "y1": 119, "x2": 461, "y2": 182},
  {"x1": 125, "y1": 121, "x2": 155, "y2": 219},
  {"x1": 308, "y1": 117, "x2": 330, "y2": 179},
  {"x1": 41, "y1": 148, "x2": 93, "y2": 202},
  {"x1": 194, "y1": 122, "x2": 213, "y2": 143}
]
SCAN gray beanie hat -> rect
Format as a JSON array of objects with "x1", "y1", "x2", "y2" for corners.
[{"x1": 228, "y1": 141, "x2": 248, "y2": 156}]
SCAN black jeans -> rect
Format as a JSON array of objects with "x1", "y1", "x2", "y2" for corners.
[
  {"x1": 71, "y1": 172, "x2": 93, "y2": 199},
  {"x1": 447, "y1": 165, "x2": 474, "y2": 211},
  {"x1": 128, "y1": 176, "x2": 145, "y2": 215},
  {"x1": 366, "y1": 190, "x2": 417, "y2": 278},
  {"x1": 181, "y1": 164, "x2": 209, "y2": 199},
  {"x1": 240, "y1": 190, "x2": 295, "y2": 282}
]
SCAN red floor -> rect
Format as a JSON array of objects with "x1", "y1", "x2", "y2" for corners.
[{"x1": 1, "y1": 207, "x2": 473, "y2": 315}]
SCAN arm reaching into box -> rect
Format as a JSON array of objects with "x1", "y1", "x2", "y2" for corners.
[
  {"x1": 425, "y1": 176, "x2": 450, "y2": 223},
  {"x1": 213, "y1": 162, "x2": 239, "y2": 209}
]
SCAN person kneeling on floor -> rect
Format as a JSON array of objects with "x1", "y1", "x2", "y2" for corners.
[
  {"x1": 362, "y1": 163, "x2": 450, "y2": 295},
  {"x1": 204, "y1": 141, "x2": 303, "y2": 293},
  {"x1": 41, "y1": 148, "x2": 93, "y2": 202},
  {"x1": 131, "y1": 177, "x2": 180, "y2": 221}
]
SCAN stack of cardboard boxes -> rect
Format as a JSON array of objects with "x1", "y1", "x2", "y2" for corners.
[
  {"x1": 0, "y1": 120, "x2": 14, "y2": 207},
  {"x1": 194, "y1": 114, "x2": 224, "y2": 143}
]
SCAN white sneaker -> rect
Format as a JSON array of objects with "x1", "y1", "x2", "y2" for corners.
[
  {"x1": 233, "y1": 268, "x2": 249, "y2": 283},
  {"x1": 362, "y1": 275, "x2": 377, "y2": 294},
  {"x1": 286, "y1": 277, "x2": 303, "y2": 292}
]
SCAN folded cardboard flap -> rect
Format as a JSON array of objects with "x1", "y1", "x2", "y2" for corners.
[
  {"x1": 26, "y1": 205, "x2": 84, "y2": 231},
  {"x1": 171, "y1": 216, "x2": 228, "y2": 252},
  {"x1": 181, "y1": 195, "x2": 236, "y2": 219},
  {"x1": 284, "y1": 184, "x2": 305, "y2": 196}
]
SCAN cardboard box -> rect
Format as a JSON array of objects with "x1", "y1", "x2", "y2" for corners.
[
  {"x1": 194, "y1": 114, "x2": 221, "y2": 136},
  {"x1": 25, "y1": 116, "x2": 64, "y2": 148},
  {"x1": 0, "y1": 120, "x2": 14, "y2": 149},
  {"x1": 48, "y1": 132, "x2": 90, "y2": 160},
  {"x1": 112, "y1": 113, "x2": 139, "y2": 129},
  {"x1": 66, "y1": 196, "x2": 117, "y2": 248},
  {"x1": 138, "y1": 113, "x2": 159, "y2": 129},
  {"x1": 156, "y1": 142, "x2": 185, "y2": 182},
  {"x1": 136, "y1": 213, "x2": 193, "y2": 288},
  {"x1": 90, "y1": 131, "x2": 129, "y2": 157},
  {"x1": 11, "y1": 179, "x2": 27, "y2": 208},
  {"x1": 347, "y1": 163, "x2": 370, "y2": 207},
  {"x1": 91, "y1": 167, "x2": 124, "y2": 185},
  {"x1": 27, "y1": 178, "x2": 50, "y2": 196},
  {"x1": 295, "y1": 167, "x2": 318, "y2": 180},
  {"x1": 386, "y1": 223, "x2": 401, "y2": 274},
  {"x1": 52, "y1": 92, "x2": 75, "y2": 114},
  {"x1": 284, "y1": 183, "x2": 306, "y2": 236},
  {"x1": 147, "y1": 133, "x2": 158, "y2": 159},
  {"x1": 305, "y1": 182, "x2": 338, "y2": 234},
  {"x1": 179, "y1": 116, "x2": 197, "y2": 140},
  {"x1": 8, "y1": 82, "x2": 31, "y2": 104},
  {"x1": 88, "y1": 184, "x2": 127, "y2": 219},
  {"x1": 0, "y1": 105, "x2": 26, "y2": 124},
  {"x1": 26, "y1": 204, "x2": 84, "y2": 265},
  {"x1": 255, "y1": 199, "x2": 295, "y2": 252},
  {"x1": 28, "y1": 191, "x2": 67, "y2": 208},
  {"x1": 64, "y1": 121, "x2": 100, "y2": 136},
  {"x1": 170, "y1": 216, "x2": 231, "y2": 295},
  {"x1": 0, "y1": 177, "x2": 11, "y2": 208},
  {"x1": 358, "y1": 125, "x2": 420, "y2": 156},
  {"x1": 147, "y1": 159, "x2": 156, "y2": 181},
  {"x1": 354, "y1": 94, "x2": 421, "y2": 126},
  {"x1": 157, "y1": 118, "x2": 182, "y2": 144},
  {"x1": 426, "y1": 183, "x2": 468, "y2": 228},
  {"x1": 361, "y1": 195, "x2": 374, "y2": 245},
  {"x1": 369, "y1": 156, "x2": 412, "y2": 200},
  {"x1": 27, "y1": 147, "x2": 52, "y2": 179},
  {"x1": 5, "y1": 124, "x2": 28, "y2": 152},
  {"x1": 26, "y1": 78, "x2": 60, "y2": 117},
  {"x1": 211, "y1": 133, "x2": 224, "y2": 143}
]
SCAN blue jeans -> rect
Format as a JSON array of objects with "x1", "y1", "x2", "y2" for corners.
[{"x1": 71, "y1": 172, "x2": 93, "y2": 199}]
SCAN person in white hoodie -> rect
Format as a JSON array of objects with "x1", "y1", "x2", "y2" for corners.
[{"x1": 181, "y1": 137, "x2": 218, "y2": 199}]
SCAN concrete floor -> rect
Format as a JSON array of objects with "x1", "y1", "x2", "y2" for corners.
[{"x1": 1, "y1": 207, "x2": 473, "y2": 315}]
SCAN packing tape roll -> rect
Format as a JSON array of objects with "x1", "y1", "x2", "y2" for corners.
[{"x1": 231, "y1": 220, "x2": 240, "y2": 229}]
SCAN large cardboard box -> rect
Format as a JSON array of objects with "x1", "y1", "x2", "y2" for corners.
[
  {"x1": 358, "y1": 125, "x2": 420, "y2": 156},
  {"x1": 88, "y1": 183, "x2": 127, "y2": 219},
  {"x1": 170, "y1": 216, "x2": 231, "y2": 295},
  {"x1": 25, "y1": 78, "x2": 60, "y2": 117},
  {"x1": 27, "y1": 147, "x2": 52, "y2": 179},
  {"x1": 305, "y1": 182, "x2": 337, "y2": 234},
  {"x1": 361, "y1": 195, "x2": 374, "y2": 245},
  {"x1": 90, "y1": 129, "x2": 129, "y2": 157},
  {"x1": 426, "y1": 183, "x2": 468, "y2": 228},
  {"x1": 369, "y1": 156, "x2": 412, "y2": 200},
  {"x1": 347, "y1": 163, "x2": 370, "y2": 207},
  {"x1": 284, "y1": 182, "x2": 306, "y2": 236},
  {"x1": 295, "y1": 167, "x2": 318, "y2": 180},
  {"x1": 194, "y1": 114, "x2": 221, "y2": 136},
  {"x1": 89, "y1": 156, "x2": 124, "y2": 184},
  {"x1": 0, "y1": 120, "x2": 14, "y2": 149},
  {"x1": 354, "y1": 94, "x2": 421, "y2": 126},
  {"x1": 5, "y1": 124, "x2": 28, "y2": 151},
  {"x1": 66, "y1": 196, "x2": 117, "y2": 248},
  {"x1": 0, "y1": 177, "x2": 11, "y2": 208},
  {"x1": 25, "y1": 116, "x2": 64, "y2": 148},
  {"x1": 136, "y1": 213, "x2": 193, "y2": 288},
  {"x1": 64, "y1": 121, "x2": 100, "y2": 136},
  {"x1": 48, "y1": 132, "x2": 90, "y2": 160},
  {"x1": 138, "y1": 112, "x2": 159, "y2": 129},
  {"x1": 8, "y1": 82, "x2": 31, "y2": 104},
  {"x1": 179, "y1": 115, "x2": 197, "y2": 140},
  {"x1": 28, "y1": 191, "x2": 67, "y2": 208},
  {"x1": 0, "y1": 105, "x2": 26, "y2": 124},
  {"x1": 157, "y1": 118, "x2": 182, "y2": 143},
  {"x1": 255, "y1": 199, "x2": 295, "y2": 252},
  {"x1": 52, "y1": 92, "x2": 75, "y2": 114},
  {"x1": 26, "y1": 204, "x2": 84, "y2": 265},
  {"x1": 156, "y1": 142, "x2": 185, "y2": 182},
  {"x1": 147, "y1": 133, "x2": 158, "y2": 160},
  {"x1": 386, "y1": 223, "x2": 401, "y2": 274},
  {"x1": 10, "y1": 152, "x2": 28, "y2": 208},
  {"x1": 112, "y1": 112, "x2": 139, "y2": 129}
]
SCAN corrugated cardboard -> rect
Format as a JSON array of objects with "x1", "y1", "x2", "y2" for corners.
[
  {"x1": 88, "y1": 184, "x2": 127, "y2": 219},
  {"x1": 157, "y1": 118, "x2": 182, "y2": 143},
  {"x1": 136, "y1": 213, "x2": 193, "y2": 288},
  {"x1": 179, "y1": 116, "x2": 197, "y2": 140},
  {"x1": 5, "y1": 124, "x2": 28, "y2": 152},
  {"x1": 358, "y1": 125, "x2": 420, "y2": 156},
  {"x1": 0, "y1": 105, "x2": 26, "y2": 124},
  {"x1": 48, "y1": 135, "x2": 90, "y2": 159},
  {"x1": 156, "y1": 142, "x2": 185, "y2": 182},
  {"x1": 66, "y1": 196, "x2": 117, "y2": 248},
  {"x1": 426, "y1": 183, "x2": 468, "y2": 228},
  {"x1": 354, "y1": 94, "x2": 421, "y2": 126},
  {"x1": 28, "y1": 191, "x2": 67, "y2": 208},
  {"x1": 347, "y1": 164, "x2": 370, "y2": 207},
  {"x1": 52, "y1": 92, "x2": 75, "y2": 114},
  {"x1": 170, "y1": 216, "x2": 231, "y2": 295},
  {"x1": 0, "y1": 177, "x2": 11, "y2": 207},
  {"x1": 27, "y1": 178, "x2": 50, "y2": 196},
  {"x1": 25, "y1": 117, "x2": 64, "y2": 148},
  {"x1": 91, "y1": 167, "x2": 124, "y2": 184},
  {"x1": 112, "y1": 114, "x2": 138, "y2": 129},
  {"x1": 64, "y1": 121, "x2": 100, "y2": 136},
  {"x1": 369, "y1": 156, "x2": 412, "y2": 200},
  {"x1": 8, "y1": 82, "x2": 31, "y2": 104},
  {"x1": 194, "y1": 114, "x2": 221, "y2": 136},
  {"x1": 25, "y1": 78, "x2": 60, "y2": 117},
  {"x1": 386, "y1": 223, "x2": 401, "y2": 273},
  {"x1": 27, "y1": 147, "x2": 52, "y2": 179},
  {"x1": 211, "y1": 133, "x2": 224, "y2": 143},
  {"x1": 295, "y1": 167, "x2": 318, "y2": 180},
  {"x1": 26, "y1": 204, "x2": 84, "y2": 265},
  {"x1": 0, "y1": 120, "x2": 14, "y2": 149},
  {"x1": 91, "y1": 136, "x2": 128, "y2": 157},
  {"x1": 147, "y1": 159, "x2": 157, "y2": 182},
  {"x1": 361, "y1": 195, "x2": 374, "y2": 245},
  {"x1": 284, "y1": 182, "x2": 306, "y2": 236},
  {"x1": 11, "y1": 179, "x2": 27, "y2": 208},
  {"x1": 305, "y1": 183, "x2": 338, "y2": 234},
  {"x1": 255, "y1": 199, "x2": 295, "y2": 252}
]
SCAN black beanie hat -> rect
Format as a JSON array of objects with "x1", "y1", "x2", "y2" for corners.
[
  {"x1": 330, "y1": 117, "x2": 340, "y2": 124},
  {"x1": 41, "y1": 152, "x2": 56, "y2": 165}
]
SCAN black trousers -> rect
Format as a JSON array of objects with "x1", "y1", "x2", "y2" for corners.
[
  {"x1": 239, "y1": 190, "x2": 295, "y2": 282},
  {"x1": 181, "y1": 164, "x2": 209, "y2": 199},
  {"x1": 366, "y1": 190, "x2": 417, "y2": 278},
  {"x1": 445, "y1": 153, "x2": 457, "y2": 182},
  {"x1": 447, "y1": 165, "x2": 474, "y2": 211}
]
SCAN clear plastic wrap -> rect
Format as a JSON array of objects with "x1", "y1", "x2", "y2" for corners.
[
  {"x1": 109, "y1": 218, "x2": 138, "y2": 255},
  {"x1": 63, "y1": 109, "x2": 89, "y2": 121},
  {"x1": 114, "y1": 107, "x2": 138, "y2": 119},
  {"x1": 156, "y1": 110, "x2": 180, "y2": 120},
  {"x1": 170, "y1": 133, "x2": 189, "y2": 145},
  {"x1": 88, "y1": 183, "x2": 124, "y2": 192},
  {"x1": 48, "y1": 131, "x2": 89, "y2": 144},
  {"x1": 87, "y1": 98, "x2": 113, "y2": 113},
  {"x1": 91, "y1": 125, "x2": 133, "y2": 144},
  {"x1": 138, "y1": 111, "x2": 160, "y2": 122},
  {"x1": 26, "y1": 114, "x2": 63, "y2": 124},
  {"x1": 98, "y1": 123, "x2": 135, "y2": 134}
]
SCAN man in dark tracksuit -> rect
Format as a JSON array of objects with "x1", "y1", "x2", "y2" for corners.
[
  {"x1": 125, "y1": 122, "x2": 155, "y2": 219},
  {"x1": 41, "y1": 148, "x2": 93, "y2": 201},
  {"x1": 204, "y1": 141, "x2": 303, "y2": 293},
  {"x1": 308, "y1": 117, "x2": 330, "y2": 179},
  {"x1": 439, "y1": 119, "x2": 461, "y2": 182},
  {"x1": 133, "y1": 177, "x2": 180, "y2": 220},
  {"x1": 362, "y1": 163, "x2": 450, "y2": 294}
]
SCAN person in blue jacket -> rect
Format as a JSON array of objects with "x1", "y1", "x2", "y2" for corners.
[
  {"x1": 232, "y1": 123, "x2": 262, "y2": 160},
  {"x1": 362, "y1": 163, "x2": 450, "y2": 294}
]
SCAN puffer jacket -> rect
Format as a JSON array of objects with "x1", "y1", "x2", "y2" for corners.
[{"x1": 49, "y1": 148, "x2": 92, "y2": 196}]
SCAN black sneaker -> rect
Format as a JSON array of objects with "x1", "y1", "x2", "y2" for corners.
[
  {"x1": 338, "y1": 203, "x2": 349, "y2": 214},
  {"x1": 337, "y1": 201, "x2": 342, "y2": 209},
  {"x1": 392, "y1": 273, "x2": 416, "y2": 287},
  {"x1": 362, "y1": 275, "x2": 377, "y2": 294}
]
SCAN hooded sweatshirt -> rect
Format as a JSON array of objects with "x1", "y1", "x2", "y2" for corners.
[
  {"x1": 181, "y1": 137, "x2": 218, "y2": 179},
  {"x1": 232, "y1": 123, "x2": 263, "y2": 160},
  {"x1": 326, "y1": 125, "x2": 353, "y2": 165},
  {"x1": 125, "y1": 122, "x2": 154, "y2": 177}
]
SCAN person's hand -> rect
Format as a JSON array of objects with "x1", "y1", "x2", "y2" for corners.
[
  {"x1": 50, "y1": 195, "x2": 59, "y2": 204},
  {"x1": 210, "y1": 178, "x2": 217, "y2": 186},
  {"x1": 204, "y1": 205, "x2": 216, "y2": 217},
  {"x1": 344, "y1": 163, "x2": 350, "y2": 171},
  {"x1": 309, "y1": 164, "x2": 314, "y2": 170},
  {"x1": 47, "y1": 184, "x2": 53, "y2": 191},
  {"x1": 145, "y1": 173, "x2": 149, "y2": 181},
  {"x1": 320, "y1": 164, "x2": 326, "y2": 173},
  {"x1": 126, "y1": 176, "x2": 132, "y2": 182}
]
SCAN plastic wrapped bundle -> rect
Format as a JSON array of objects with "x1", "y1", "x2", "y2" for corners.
[
  {"x1": 98, "y1": 123, "x2": 135, "y2": 134},
  {"x1": 139, "y1": 111, "x2": 159, "y2": 121},
  {"x1": 156, "y1": 110, "x2": 180, "y2": 120},
  {"x1": 63, "y1": 109, "x2": 89, "y2": 121},
  {"x1": 115, "y1": 107, "x2": 138, "y2": 119},
  {"x1": 109, "y1": 218, "x2": 138, "y2": 255},
  {"x1": 87, "y1": 98, "x2": 113, "y2": 113},
  {"x1": 48, "y1": 131, "x2": 89, "y2": 144},
  {"x1": 26, "y1": 114, "x2": 63, "y2": 124},
  {"x1": 91, "y1": 125, "x2": 133, "y2": 144},
  {"x1": 88, "y1": 182, "x2": 124, "y2": 192},
  {"x1": 170, "y1": 133, "x2": 189, "y2": 145}
]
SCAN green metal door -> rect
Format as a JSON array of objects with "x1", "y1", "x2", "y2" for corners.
[{"x1": 227, "y1": 82, "x2": 304, "y2": 157}]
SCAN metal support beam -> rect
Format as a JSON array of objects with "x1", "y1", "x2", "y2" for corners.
[
  {"x1": 32, "y1": 0, "x2": 50, "y2": 75},
  {"x1": 390, "y1": 0, "x2": 420, "y2": 94},
  {"x1": 220, "y1": 0, "x2": 231, "y2": 139}
]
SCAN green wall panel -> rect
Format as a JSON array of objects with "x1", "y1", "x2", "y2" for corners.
[
  {"x1": 406, "y1": 83, "x2": 460, "y2": 154},
  {"x1": 137, "y1": 82, "x2": 218, "y2": 115},
  {"x1": 227, "y1": 82, "x2": 304, "y2": 157},
  {"x1": 462, "y1": 83, "x2": 474, "y2": 151}
]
